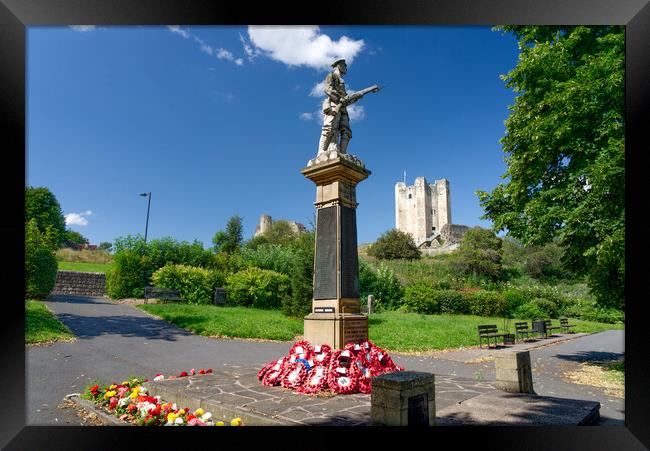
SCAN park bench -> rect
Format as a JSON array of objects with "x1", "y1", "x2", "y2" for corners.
[
  {"x1": 544, "y1": 319, "x2": 563, "y2": 337},
  {"x1": 514, "y1": 321, "x2": 537, "y2": 342},
  {"x1": 559, "y1": 318, "x2": 576, "y2": 334},
  {"x1": 144, "y1": 286, "x2": 183, "y2": 304},
  {"x1": 477, "y1": 324, "x2": 510, "y2": 348}
]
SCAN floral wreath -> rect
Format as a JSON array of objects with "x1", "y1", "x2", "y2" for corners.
[
  {"x1": 261, "y1": 357, "x2": 288, "y2": 387},
  {"x1": 327, "y1": 349, "x2": 359, "y2": 394}
]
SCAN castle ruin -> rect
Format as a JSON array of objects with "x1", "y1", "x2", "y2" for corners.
[
  {"x1": 395, "y1": 177, "x2": 452, "y2": 247},
  {"x1": 254, "y1": 214, "x2": 307, "y2": 237}
]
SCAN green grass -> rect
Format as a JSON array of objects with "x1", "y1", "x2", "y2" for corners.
[
  {"x1": 25, "y1": 300, "x2": 75, "y2": 344},
  {"x1": 135, "y1": 304, "x2": 622, "y2": 352},
  {"x1": 603, "y1": 359, "x2": 625, "y2": 385},
  {"x1": 137, "y1": 304, "x2": 303, "y2": 341},
  {"x1": 367, "y1": 312, "x2": 623, "y2": 352},
  {"x1": 57, "y1": 261, "x2": 112, "y2": 273}
]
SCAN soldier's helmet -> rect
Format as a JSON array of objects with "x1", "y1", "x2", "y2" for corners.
[{"x1": 331, "y1": 58, "x2": 347, "y2": 68}]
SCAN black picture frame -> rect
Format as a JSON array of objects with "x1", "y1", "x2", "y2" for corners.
[{"x1": 2, "y1": 0, "x2": 648, "y2": 449}]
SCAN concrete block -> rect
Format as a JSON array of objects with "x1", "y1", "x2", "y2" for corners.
[
  {"x1": 494, "y1": 350, "x2": 534, "y2": 394},
  {"x1": 371, "y1": 371, "x2": 435, "y2": 426}
]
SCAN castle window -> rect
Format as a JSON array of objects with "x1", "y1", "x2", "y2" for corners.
[
  {"x1": 432, "y1": 227, "x2": 436, "y2": 231},
  {"x1": 408, "y1": 194, "x2": 412, "y2": 199}
]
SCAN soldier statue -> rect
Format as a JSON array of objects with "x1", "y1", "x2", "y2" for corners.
[{"x1": 317, "y1": 58, "x2": 380, "y2": 155}]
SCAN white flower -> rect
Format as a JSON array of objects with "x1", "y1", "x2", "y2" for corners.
[
  {"x1": 201, "y1": 412, "x2": 212, "y2": 421},
  {"x1": 172, "y1": 403, "x2": 177, "y2": 410},
  {"x1": 154, "y1": 375, "x2": 164, "y2": 381},
  {"x1": 174, "y1": 417, "x2": 184, "y2": 425},
  {"x1": 118, "y1": 397, "x2": 130, "y2": 407},
  {"x1": 139, "y1": 387, "x2": 148, "y2": 394}
]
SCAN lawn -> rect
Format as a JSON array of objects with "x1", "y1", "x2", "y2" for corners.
[
  {"x1": 136, "y1": 304, "x2": 622, "y2": 352},
  {"x1": 25, "y1": 299, "x2": 75, "y2": 344},
  {"x1": 57, "y1": 261, "x2": 112, "y2": 273},
  {"x1": 137, "y1": 304, "x2": 304, "y2": 341}
]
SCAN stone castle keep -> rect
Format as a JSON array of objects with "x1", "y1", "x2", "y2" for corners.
[
  {"x1": 254, "y1": 214, "x2": 307, "y2": 237},
  {"x1": 395, "y1": 177, "x2": 452, "y2": 247}
]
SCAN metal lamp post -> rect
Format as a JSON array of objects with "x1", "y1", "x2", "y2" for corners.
[{"x1": 140, "y1": 192, "x2": 151, "y2": 244}]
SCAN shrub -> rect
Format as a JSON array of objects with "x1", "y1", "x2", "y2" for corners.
[
  {"x1": 25, "y1": 219, "x2": 58, "y2": 299},
  {"x1": 226, "y1": 267, "x2": 291, "y2": 309},
  {"x1": 151, "y1": 264, "x2": 226, "y2": 305},
  {"x1": 283, "y1": 232, "x2": 315, "y2": 318},
  {"x1": 502, "y1": 288, "x2": 527, "y2": 317},
  {"x1": 466, "y1": 291, "x2": 507, "y2": 317},
  {"x1": 106, "y1": 251, "x2": 151, "y2": 299},
  {"x1": 402, "y1": 283, "x2": 439, "y2": 314},
  {"x1": 451, "y1": 227, "x2": 503, "y2": 280},
  {"x1": 367, "y1": 229, "x2": 420, "y2": 260},
  {"x1": 240, "y1": 243, "x2": 298, "y2": 276},
  {"x1": 370, "y1": 264, "x2": 404, "y2": 311},
  {"x1": 359, "y1": 259, "x2": 379, "y2": 303},
  {"x1": 513, "y1": 302, "x2": 546, "y2": 320},
  {"x1": 435, "y1": 290, "x2": 471, "y2": 314},
  {"x1": 55, "y1": 248, "x2": 113, "y2": 264}
]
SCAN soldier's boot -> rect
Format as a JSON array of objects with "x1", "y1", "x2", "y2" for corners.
[
  {"x1": 339, "y1": 134, "x2": 351, "y2": 154},
  {"x1": 318, "y1": 131, "x2": 333, "y2": 154}
]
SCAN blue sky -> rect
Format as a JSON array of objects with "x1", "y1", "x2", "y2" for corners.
[{"x1": 27, "y1": 25, "x2": 519, "y2": 247}]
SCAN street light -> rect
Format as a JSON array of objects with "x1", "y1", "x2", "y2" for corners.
[{"x1": 140, "y1": 192, "x2": 152, "y2": 245}]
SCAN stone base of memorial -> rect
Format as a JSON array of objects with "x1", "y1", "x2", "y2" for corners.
[{"x1": 301, "y1": 151, "x2": 370, "y2": 349}]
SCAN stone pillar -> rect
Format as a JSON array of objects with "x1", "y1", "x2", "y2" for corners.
[
  {"x1": 371, "y1": 371, "x2": 436, "y2": 426},
  {"x1": 367, "y1": 295, "x2": 374, "y2": 314},
  {"x1": 301, "y1": 153, "x2": 370, "y2": 349},
  {"x1": 494, "y1": 350, "x2": 535, "y2": 394}
]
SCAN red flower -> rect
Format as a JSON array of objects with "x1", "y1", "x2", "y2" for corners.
[
  {"x1": 206, "y1": 368, "x2": 213, "y2": 374},
  {"x1": 198, "y1": 369, "x2": 206, "y2": 375},
  {"x1": 128, "y1": 404, "x2": 137, "y2": 412},
  {"x1": 109, "y1": 397, "x2": 118, "y2": 410},
  {"x1": 179, "y1": 371, "x2": 188, "y2": 377},
  {"x1": 89, "y1": 385, "x2": 100, "y2": 395}
]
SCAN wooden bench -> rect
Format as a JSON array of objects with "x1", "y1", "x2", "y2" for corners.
[
  {"x1": 544, "y1": 319, "x2": 563, "y2": 337},
  {"x1": 559, "y1": 318, "x2": 576, "y2": 333},
  {"x1": 144, "y1": 286, "x2": 183, "y2": 304},
  {"x1": 514, "y1": 321, "x2": 537, "y2": 342},
  {"x1": 478, "y1": 324, "x2": 510, "y2": 348}
]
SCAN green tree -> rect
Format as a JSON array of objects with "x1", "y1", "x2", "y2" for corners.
[
  {"x1": 283, "y1": 231, "x2": 315, "y2": 317},
  {"x1": 451, "y1": 227, "x2": 503, "y2": 280},
  {"x1": 476, "y1": 26, "x2": 624, "y2": 308},
  {"x1": 367, "y1": 229, "x2": 420, "y2": 260},
  {"x1": 25, "y1": 219, "x2": 58, "y2": 298},
  {"x1": 98, "y1": 242, "x2": 113, "y2": 252},
  {"x1": 25, "y1": 186, "x2": 66, "y2": 249},
  {"x1": 63, "y1": 229, "x2": 88, "y2": 247},
  {"x1": 212, "y1": 215, "x2": 244, "y2": 254}
]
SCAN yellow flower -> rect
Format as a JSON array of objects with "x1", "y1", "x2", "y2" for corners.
[
  {"x1": 231, "y1": 418, "x2": 243, "y2": 426},
  {"x1": 178, "y1": 409, "x2": 185, "y2": 415},
  {"x1": 167, "y1": 412, "x2": 178, "y2": 422},
  {"x1": 104, "y1": 390, "x2": 117, "y2": 399},
  {"x1": 194, "y1": 408, "x2": 204, "y2": 417},
  {"x1": 109, "y1": 384, "x2": 117, "y2": 390},
  {"x1": 215, "y1": 421, "x2": 225, "y2": 426},
  {"x1": 121, "y1": 381, "x2": 129, "y2": 386},
  {"x1": 129, "y1": 391, "x2": 139, "y2": 399}
]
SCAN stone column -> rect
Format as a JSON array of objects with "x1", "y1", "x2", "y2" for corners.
[
  {"x1": 301, "y1": 153, "x2": 370, "y2": 349},
  {"x1": 494, "y1": 350, "x2": 535, "y2": 394}
]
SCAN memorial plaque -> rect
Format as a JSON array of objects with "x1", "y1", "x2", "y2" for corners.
[
  {"x1": 314, "y1": 206, "x2": 337, "y2": 299},
  {"x1": 340, "y1": 205, "x2": 359, "y2": 298},
  {"x1": 407, "y1": 393, "x2": 429, "y2": 426},
  {"x1": 343, "y1": 317, "x2": 367, "y2": 344}
]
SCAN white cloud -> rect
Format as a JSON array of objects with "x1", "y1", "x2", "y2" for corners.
[
  {"x1": 168, "y1": 25, "x2": 190, "y2": 39},
  {"x1": 347, "y1": 104, "x2": 365, "y2": 121},
  {"x1": 239, "y1": 33, "x2": 260, "y2": 62},
  {"x1": 70, "y1": 25, "x2": 96, "y2": 32},
  {"x1": 247, "y1": 26, "x2": 364, "y2": 70},
  {"x1": 309, "y1": 81, "x2": 326, "y2": 97},
  {"x1": 65, "y1": 210, "x2": 93, "y2": 227},
  {"x1": 168, "y1": 26, "x2": 242, "y2": 66},
  {"x1": 300, "y1": 112, "x2": 313, "y2": 121}
]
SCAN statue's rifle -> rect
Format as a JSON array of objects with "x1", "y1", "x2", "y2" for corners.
[{"x1": 331, "y1": 84, "x2": 381, "y2": 114}]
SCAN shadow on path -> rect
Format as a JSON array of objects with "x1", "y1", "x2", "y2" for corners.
[
  {"x1": 554, "y1": 350, "x2": 624, "y2": 364},
  {"x1": 46, "y1": 295, "x2": 115, "y2": 306},
  {"x1": 55, "y1": 312, "x2": 193, "y2": 341}
]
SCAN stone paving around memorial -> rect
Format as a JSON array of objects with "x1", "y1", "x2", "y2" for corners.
[{"x1": 26, "y1": 295, "x2": 624, "y2": 426}]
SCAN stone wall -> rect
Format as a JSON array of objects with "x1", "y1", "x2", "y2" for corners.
[
  {"x1": 440, "y1": 224, "x2": 470, "y2": 245},
  {"x1": 52, "y1": 270, "x2": 106, "y2": 297}
]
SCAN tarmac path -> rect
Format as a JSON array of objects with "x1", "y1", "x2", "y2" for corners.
[{"x1": 26, "y1": 295, "x2": 624, "y2": 425}]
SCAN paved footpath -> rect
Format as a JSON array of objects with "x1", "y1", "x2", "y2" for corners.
[{"x1": 27, "y1": 295, "x2": 624, "y2": 425}]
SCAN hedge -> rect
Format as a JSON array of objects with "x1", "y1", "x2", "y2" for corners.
[
  {"x1": 225, "y1": 267, "x2": 291, "y2": 309},
  {"x1": 151, "y1": 264, "x2": 225, "y2": 305}
]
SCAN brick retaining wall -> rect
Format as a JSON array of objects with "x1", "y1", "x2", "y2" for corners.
[{"x1": 52, "y1": 270, "x2": 106, "y2": 297}]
